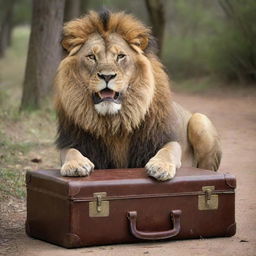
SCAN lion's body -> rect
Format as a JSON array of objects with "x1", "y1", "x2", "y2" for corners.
[
  {"x1": 54, "y1": 10, "x2": 221, "y2": 180},
  {"x1": 56, "y1": 101, "x2": 193, "y2": 169}
]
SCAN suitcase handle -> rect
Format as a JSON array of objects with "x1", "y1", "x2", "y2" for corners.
[{"x1": 127, "y1": 210, "x2": 181, "y2": 240}]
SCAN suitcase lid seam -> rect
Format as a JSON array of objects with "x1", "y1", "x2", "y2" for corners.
[{"x1": 27, "y1": 186, "x2": 234, "y2": 201}]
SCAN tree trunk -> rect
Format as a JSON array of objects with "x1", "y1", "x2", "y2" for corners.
[
  {"x1": 80, "y1": 0, "x2": 88, "y2": 15},
  {"x1": 0, "y1": 0, "x2": 15, "y2": 58},
  {"x1": 64, "y1": 0, "x2": 81, "y2": 22},
  {"x1": 20, "y1": 0, "x2": 65, "y2": 110},
  {"x1": 7, "y1": 22, "x2": 14, "y2": 47},
  {"x1": 145, "y1": 0, "x2": 165, "y2": 57}
]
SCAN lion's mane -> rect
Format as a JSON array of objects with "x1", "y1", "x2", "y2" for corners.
[{"x1": 54, "y1": 10, "x2": 179, "y2": 169}]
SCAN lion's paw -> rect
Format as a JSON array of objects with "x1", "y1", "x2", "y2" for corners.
[
  {"x1": 145, "y1": 158, "x2": 176, "y2": 181},
  {"x1": 60, "y1": 157, "x2": 94, "y2": 177}
]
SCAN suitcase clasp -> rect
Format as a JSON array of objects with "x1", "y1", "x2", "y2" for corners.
[
  {"x1": 198, "y1": 186, "x2": 218, "y2": 210},
  {"x1": 89, "y1": 192, "x2": 109, "y2": 217}
]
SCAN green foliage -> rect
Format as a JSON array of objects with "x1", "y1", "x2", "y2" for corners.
[
  {"x1": 163, "y1": 0, "x2": 217, "y2": 79},
  {"x1": 0, "y1": 0, "x2": 31, "y2": 25},
  {"x1": 0, "y1": 131, "x2": 29, "y2": 199},
  {"x1": 13, "y1": 0, "x2": 32, "y2": 25},
  {"x1": 163, "y1": 0, "x2": 256, "y2": 83},
  {"x1": 209, "y1": 0, "x2": 256, "y2": 82}
]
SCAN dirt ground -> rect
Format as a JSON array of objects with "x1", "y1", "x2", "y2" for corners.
[{"x1": 0, "y1": 91, "x2": 256, "y2": 256}]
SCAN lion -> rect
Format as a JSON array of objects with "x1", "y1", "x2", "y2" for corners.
[{"x1": 54, "y1": 10, "x2": 221, "y2": 181}]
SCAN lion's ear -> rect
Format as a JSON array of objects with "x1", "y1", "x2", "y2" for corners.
[
  {"x1": 61, "y1": 19, "x2": 88, "y2": 55},
  {"x1": 61, "y1": 34, "x2": 84, "y2": 55},
  {"x1": 130, "y1": 36, "x2": 149, "y2": 51},
  {"x1": 68, "y1": 44, "x2": 83, "y2": 56}
]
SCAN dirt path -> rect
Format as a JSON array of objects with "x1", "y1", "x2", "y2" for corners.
[{"x1": 1, "y1": 91, "x2": 256, "y2": 256}]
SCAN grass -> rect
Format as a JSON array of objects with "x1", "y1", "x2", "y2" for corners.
[
  {"x1": 0, "y1": 128, "x2": 32, "y2": 198},
  {"x1": 0, "y1": 26, "x2": 58, "y2": 200}
]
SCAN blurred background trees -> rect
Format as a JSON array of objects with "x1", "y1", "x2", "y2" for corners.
[
  {"x1": 0, "y1": 0, "x2": 255, "y2": 111},
  {"x1": 145, "y1": 0, "x2": 165, "y2": 57},
  {"x1": 0, "y1": 0, "x2": 16, "y2": 58},
  {"x1": 64, "y1": 0, "x2": 82, "y2": 22},
  {"x1": 163, "y1": 0, "x2": 256, "y2": 83},
  {"x1": 215, "y1": 0, "x2": 256, "y2": 82}
]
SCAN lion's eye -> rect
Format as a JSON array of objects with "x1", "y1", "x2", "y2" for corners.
[
  {"x1": 87, "y1": 54, "x2": 96, "y2": 61},
  {"x1": 117, "y1": 54, "x2": 126, "y2": 61}
]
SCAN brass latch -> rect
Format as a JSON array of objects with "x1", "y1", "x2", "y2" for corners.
[
  {"x1": 89, "y1": 192, "x2": 109, "y2": 217},
  {"x1": 198, "y1": 186, "x2": 218, "y2": 210}
]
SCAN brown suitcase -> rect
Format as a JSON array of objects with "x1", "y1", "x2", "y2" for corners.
[{"x1": 25, "y1": 168, "x2": 236, "y2": 248}]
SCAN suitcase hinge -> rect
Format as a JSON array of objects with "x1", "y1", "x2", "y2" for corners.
[
  {"x1": 89, "y1": 192, "x2": 109, "y2": 217},
  {"x1": 198, "y1": 186, "x2": 218, "y2": 210}
]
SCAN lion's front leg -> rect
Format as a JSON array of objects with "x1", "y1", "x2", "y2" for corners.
[
  {"x1": 145, "y1": 142, "x2": 182, "y2": 181},
  {"x1": 60, "y1": 148, "x2": 94, "y2": 177}
]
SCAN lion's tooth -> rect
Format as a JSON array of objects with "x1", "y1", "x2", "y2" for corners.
[{"x1": 98, "y1": 92, "x2": 103, "y2": 99}]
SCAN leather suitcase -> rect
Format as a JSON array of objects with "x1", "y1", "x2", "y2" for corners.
[{"x1": 25, "y1": 168, "x2": 236, "y2": 248}]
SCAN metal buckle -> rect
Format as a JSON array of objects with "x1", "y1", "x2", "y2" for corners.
[
  {"x1": 89, "y1": 192, "x2": 109, "y2": 217},
  {"x1": 198, "y1": 186, "x2": 219, "y2": 210}
]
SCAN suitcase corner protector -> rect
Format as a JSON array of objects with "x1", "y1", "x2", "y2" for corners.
[
  {"x1": 226, "y1": 222, "x2": 236, "y2": 237},
  {"x1": 63, "y1": 233, "x2": 82, "y2": 248},
  {"x1": 224, "y1": 174, "x2": 236, "y2": 189},
  {"x1": 25, "y1": 220, "x2": 31, "y2": 236}
]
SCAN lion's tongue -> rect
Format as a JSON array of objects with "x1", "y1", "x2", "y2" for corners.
[{"x1": 99, "y1": 90, "x2": 115, "y2": 99}]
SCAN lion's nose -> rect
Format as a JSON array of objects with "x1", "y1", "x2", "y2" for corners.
[{"x1": 97, "y1": 73, "x2": 117, "y2": 83}]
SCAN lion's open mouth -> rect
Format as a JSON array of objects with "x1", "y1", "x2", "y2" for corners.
[{"x1": 93, "y1": 88, "x2": 121, "y2": 104}]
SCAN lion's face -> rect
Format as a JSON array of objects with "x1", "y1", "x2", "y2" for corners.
[
  {"x1": 55, "y1": 11, "x2": 160, "y2": 135},
  {"x1": 77, "y1": 33, "x2": 136, "y2": 115}
]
